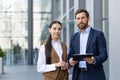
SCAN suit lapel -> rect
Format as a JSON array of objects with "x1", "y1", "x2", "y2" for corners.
[
  {"x1": 86, "y1": 28, "x2": 93, "y2": 53},
  {"x1": 75, "y1": 33, "x2": 80, "y2": 54}
]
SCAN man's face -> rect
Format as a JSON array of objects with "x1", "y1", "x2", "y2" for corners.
[{"x1": 75, "y1": 12, "x2": 90, "y2": 30}]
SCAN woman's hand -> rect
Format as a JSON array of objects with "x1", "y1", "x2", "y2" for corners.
[
  {"x1": 55, "y1": 61, "x2": 68, "y2": 70},
  {"x1": 61, "y1": 63, "x2": 68, "y2": 70},
  {"x1": 55, "y1": 61, "x2": 62, "y2": 67}
]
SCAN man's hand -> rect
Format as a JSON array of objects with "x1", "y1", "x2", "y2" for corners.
[
  {"x1": 69, "y1": 58, "x2": 78, "y2": 66},
  {"x1": 84, "y1": 56, "x2": 95, "y2": 64}
]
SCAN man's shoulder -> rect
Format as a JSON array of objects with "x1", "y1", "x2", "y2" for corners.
[
  {"x1": 91, "y1": 28, "x2": 103, "y2": 34},
  {"x1": 72, "y1": 32, "x2": 79, "y2": 37},
  {"x1": 70, "y1": 32, "x2": 79, "y2": 41}
]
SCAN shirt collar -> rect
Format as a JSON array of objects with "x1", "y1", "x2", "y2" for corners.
[
  {"x1": 52, "y1": 39, "x2": 61, "y2": 44},
  {"x1": 79, "y1": 26, "x2": 91, "y2": 34}
]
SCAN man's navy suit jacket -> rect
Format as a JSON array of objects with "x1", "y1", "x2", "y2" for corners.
[{"x1": 68, "y1": 28, "x2": 108, "y2": 80}]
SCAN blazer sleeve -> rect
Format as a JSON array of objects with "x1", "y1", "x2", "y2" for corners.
[
  {"x1": 94, "y1": 31, "x2": 108, "y2": 65},
  {"x1": 67, "y1": 35, "x2": 74, "y2": 61},
  {"x1": 67, "y1": 32, "x2": 79, "y2": 65}
]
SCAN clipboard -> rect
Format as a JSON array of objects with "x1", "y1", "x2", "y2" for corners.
[{"x1": 73, "y1": 53, "x2": 93, "y2": 61}]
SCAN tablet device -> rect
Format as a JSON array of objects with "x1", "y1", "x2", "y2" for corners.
[{"x1": 73, "y1": 53, "x2": 93, "y2": 61}]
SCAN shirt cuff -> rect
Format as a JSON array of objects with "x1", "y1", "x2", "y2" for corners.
[{"x1": 48, "y1": 64, "x2": 56, "y2": 71}]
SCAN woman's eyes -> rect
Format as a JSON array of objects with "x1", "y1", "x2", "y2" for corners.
[
  {"x1": 53, "y1": 28, "x2": 61, "y2": 30},
  {"x1": 58, "y1": 28, "x2": 61, "y2": 30}
]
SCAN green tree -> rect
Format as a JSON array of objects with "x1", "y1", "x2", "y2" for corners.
[{"x1": 0, "y1": 47, "x2": 4, "y2": 57}]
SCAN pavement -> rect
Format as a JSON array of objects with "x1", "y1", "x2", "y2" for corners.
[
  {"x1": 0, "y1": 65, "x2": 72, "y2": 80},
  {"x1": 0, "y1": 65, "x2": 43, "y2": 80}
]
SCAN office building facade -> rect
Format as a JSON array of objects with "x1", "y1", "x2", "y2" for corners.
[{"x1": 51, "y1": 0, "x2": 120, "y2": 80}]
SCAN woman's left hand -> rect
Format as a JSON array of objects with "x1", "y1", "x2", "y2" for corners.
[{"x1": 61, "y1": 63, "x2": 68, "y2": 70}]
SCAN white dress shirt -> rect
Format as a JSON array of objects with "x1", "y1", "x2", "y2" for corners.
[
  {"x1": 79, "y1": 26, "x2": 91, "y2": 68},
  {"x1": 37, "y1": 40, "x2": 63, "y2": 73}
]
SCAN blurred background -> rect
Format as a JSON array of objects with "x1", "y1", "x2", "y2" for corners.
[{"x1": 0, "y1": 0, "x2": 120, "y2": 80}]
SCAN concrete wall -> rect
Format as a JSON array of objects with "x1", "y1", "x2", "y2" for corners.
[{"x1": 109, "y1": 0, "x2": 120, "y2": 80}]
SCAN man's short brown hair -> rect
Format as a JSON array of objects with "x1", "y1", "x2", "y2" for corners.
[{"x1": 75, "y1": 9, "x2": 89, "y2": 19}]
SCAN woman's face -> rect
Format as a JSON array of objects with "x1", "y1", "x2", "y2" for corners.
[{"x1": 49, "y1": 23, "x2": 62, "y2": 41}]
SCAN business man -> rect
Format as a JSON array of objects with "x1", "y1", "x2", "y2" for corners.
[{"x1": 68, "y1": 9, "x2": 108, "y2": 80}]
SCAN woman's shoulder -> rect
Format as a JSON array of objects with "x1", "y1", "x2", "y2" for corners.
[
  {"x1": 40, "y1": 41, "x2": 47, "y2": 47},
  {"x1": 40, "y1": 44, "x2": 45, "y2": 49},
  {"x1": 61, "y1": 41, "x2": 66, "y2": 45},
  {"x1": 61, "y1": 41, "x2": 67, "y2": 47}
]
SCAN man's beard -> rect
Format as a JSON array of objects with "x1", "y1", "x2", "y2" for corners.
[{"x1": 78, "y1": 23, "x2": 88, "y2": 30}]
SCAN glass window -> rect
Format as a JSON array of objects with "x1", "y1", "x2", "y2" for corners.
[
  {"x1": 0, "y1": 0, "x2": 52, "y2": 65},
  {"x1": 0, "y1": 0, "x2": 28, "y2": 65}
]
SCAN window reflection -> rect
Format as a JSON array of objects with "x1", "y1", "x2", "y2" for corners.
[{"x1": 0, "y1": 0, "x2": 51, "y2": 65}]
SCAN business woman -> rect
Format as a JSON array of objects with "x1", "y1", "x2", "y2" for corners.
[{"x1": 37, "y1": 21, "x2": 68, "y2": 80}]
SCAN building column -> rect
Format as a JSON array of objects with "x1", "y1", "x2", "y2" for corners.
[
  {"x1": 60, "y1": 0, "x2": 64, "y2": 41},
  {"x1": 28, "y1": 0, "x2": 33, "y2": 65},
  {"x1": 0, "y1": 57, "x2": 3, "y2": 74},
  {"x1": 66, "y1": 0, "x2": 70, "y2": 47},
  {"x1": 94, "y1": 0, "x2": 102, "y2": 30},
  {"x1": 86, "y1": 0, "x2": 94, "y2": 27}
]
